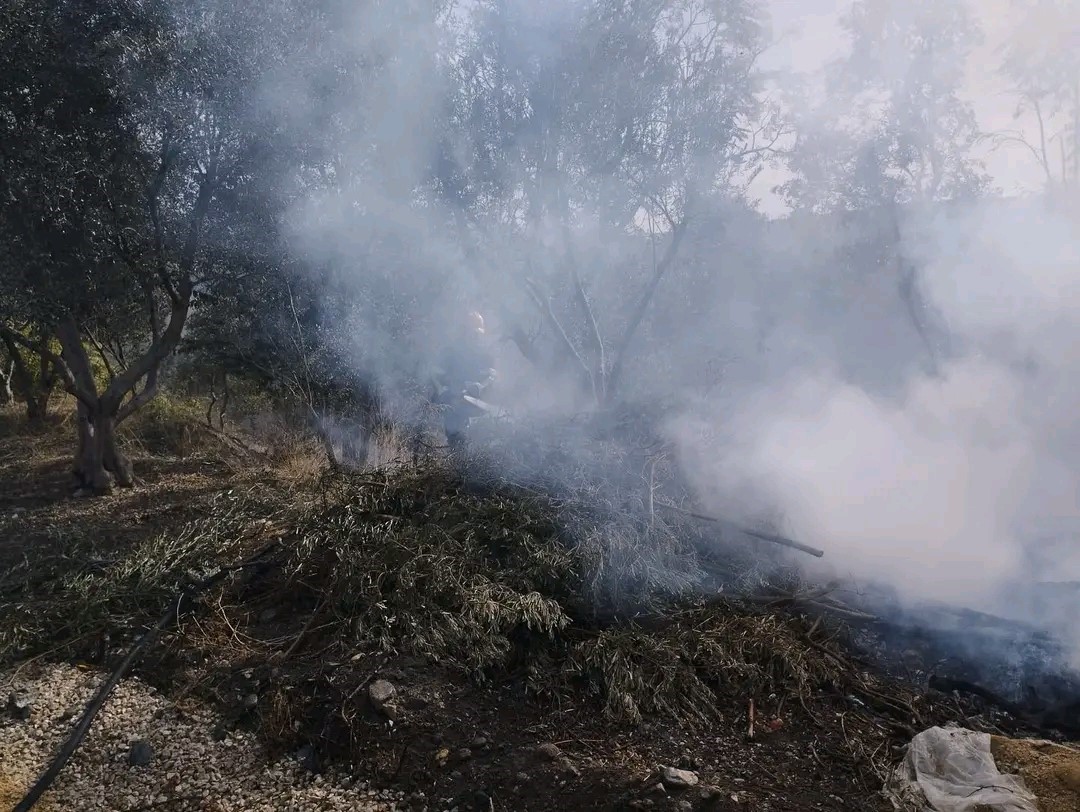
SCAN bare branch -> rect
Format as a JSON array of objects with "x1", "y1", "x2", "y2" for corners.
[
  {"x1": 605, "y1": 212, "x2": 688, "y2": 400},
  {"x1": 102, "y1": 174, "x2": 214, "y2": 413},
  {"x1": 117, "y1": 364, "x2": 159, "y2": 423},
  {"x1": 561, "y1": 227, "x2": 606, "y2": 397},
  {"x1": 82, "y1": 326, "x2": 117, "y2": 383},
  {"x1": 0, "y1": 323, "x2": 95, "y2": 407},
  {"x1": 980, "y1": 129, "x2": 1052, "y2": 183},
  {"x1": 524, "y1": 276, "x2": 596, "y2": 399}
]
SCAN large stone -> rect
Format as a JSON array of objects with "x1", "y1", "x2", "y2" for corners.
[{"x1": 659, "y1": 766, "x2": 699, "y2": 790}]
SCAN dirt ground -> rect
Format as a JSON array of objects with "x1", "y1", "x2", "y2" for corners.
[
  {"x1": 990, "y1": 736, "x2": 1080, "y2": 812},
  {"x1": 1, "y1": 409, "x2": 1074, "y2": 812}
]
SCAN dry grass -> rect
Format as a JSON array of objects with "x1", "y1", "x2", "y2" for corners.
[
  {"x1": 118, "y1": 395, "x2": 210, "y2": 457},
  {"x1": 0, "y1": 486, "x2": 284, "y2": 664}
]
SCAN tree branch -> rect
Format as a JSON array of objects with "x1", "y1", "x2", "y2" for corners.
[
  {"x1": 82, "y1": 326, "x2": 117, "y2": 383},
  {"x1": 605, "y1": 213, "x2": 688, "y2": 400},
  {"x1": 562, "y1": 228, "x2": 606, "y2": 399},
  {"x1": 0, "y1": 323, "x2": 95, "y2": 407},
  {"x1": 147, "y1": 136, "x2": 181, "y2": 307},
  {"x1": 524, "y1": 276, "x2": 596, "y2": 399},
  {"x1": 102, "y1": 174, "x2": 214, "y2": 413},
  {"x1": 117, "y1": 364, "x2": 159, "y2": 423}
]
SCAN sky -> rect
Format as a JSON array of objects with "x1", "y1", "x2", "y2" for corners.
[{"x1": 754, "y1": 0, "x2": 1051, "y2": 214}]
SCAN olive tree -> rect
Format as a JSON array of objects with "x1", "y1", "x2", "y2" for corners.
[
  {"x1": 0, "y1": 0, "x2": 308, "y2": 491},
  {"x1": 438, "y1": 0, "x2": 778, "y2": 407}
]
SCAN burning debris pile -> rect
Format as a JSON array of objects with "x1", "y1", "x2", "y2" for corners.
[
  {"x1": 265, "y1": 458, "x2": 857, "y2": 719},
  {"x1": 3, "y1": 413, "x2": 1080, "y2": 810},
  {"x1": 0, "y1": 441, "x2": 871, "y2": 698}
]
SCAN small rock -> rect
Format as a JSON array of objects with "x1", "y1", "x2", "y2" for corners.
[
  {"x1": 434, "y1": 747, "x2": 451, "y2": 767},
  {"x1": 368, "y1": 679, "x2": 396, "y2": 705},
  {"x1": 241, "y1": 693, "x2": 259, "y2": 709},
  {"x1": 6, "y1": 690, "x2": 33, "y2": 720},
  {"x1": 557, "y1": 757, "x2": 581, "y2": 777},
  {"x1": 696, "y1": 784, "x2": 721, "y2": 801},
  {"x1": 536, "y1": 743, "x2": 563, "y2": 761},
  {"x1": 676, "y1": 802, "x2": 693, "y2": 812},
  {"x1": 455, "y1": 747, "x2": 472, "y2": 762},
  {"x1": 295, "y1": 744, "x2": 319, "y2": 773},
  {"x1": 368, "y1": 679, "x2": 397, "y2": 714},
  {"x1": 471, "y1": 735, "x2": 489, "y2": 749},
  {"x1": 128, "y1": 739, "x2": 154, "y2": 767},
  {"x1": 659, "y1": 766, "x2": 699, "y2": 790},
  {"x1": 646, "y1": 782, "x2": 667, "y2": 796}
]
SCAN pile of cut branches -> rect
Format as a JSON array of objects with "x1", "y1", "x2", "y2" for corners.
[{"x1": 2, "y1": 440, "x2": 862, "y2": 740}]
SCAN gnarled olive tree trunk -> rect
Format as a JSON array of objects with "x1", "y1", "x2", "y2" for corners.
[
  {"x1": 56, "y1": 322, "x2": 136, "y2": 493},
  {"x1": 72, "y1": 398, "x2": 134, "y2": 493}
]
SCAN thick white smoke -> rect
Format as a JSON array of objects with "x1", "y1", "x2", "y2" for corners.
[
  {"x1": 235, "y1": 0, "x2": 1080, "y2": 657},
  {"x1": 671, "y1": 197, "x2": 1080, "y2": 643}
]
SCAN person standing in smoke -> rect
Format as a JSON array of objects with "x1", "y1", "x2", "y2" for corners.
[{"x1": 431, "y1": 310, "x2": 496, "y2": 451}]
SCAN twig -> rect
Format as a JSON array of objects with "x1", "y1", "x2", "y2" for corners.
[
  {"x1": 747, "y1": 698, "x2": 755, "y2": 740},
  {"x1": 658, "y1": 501, "x2": 825, "y2": 557},
  {"x1": 1, "y1": 634, "x2": 96, "y2": 692},
  {"x1": 273, "y1": 599, "x2": 325, "y2": 662},
  {"x1": 804, "y1": 600, "x2": 877, "y2": 622},
  {"x1": 12, "y1": 542, "x2": 279, "y2": 812}
]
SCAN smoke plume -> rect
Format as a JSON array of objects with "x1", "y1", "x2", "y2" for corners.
[
  {"x1": 670, "y1": 197, "x2": 1080, "y2": 653},
  {"x1": 224, "y1": 0, "x2": 1080, "y2": 657}
]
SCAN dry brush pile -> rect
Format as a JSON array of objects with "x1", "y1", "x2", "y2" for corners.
[{"x1": 2, "y1": 426, "x2": 876, "y2": 763}]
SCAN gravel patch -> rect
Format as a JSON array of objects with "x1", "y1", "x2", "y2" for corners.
[{"x1": 1, "y1": 663, "x2": 403, "y2": 811}]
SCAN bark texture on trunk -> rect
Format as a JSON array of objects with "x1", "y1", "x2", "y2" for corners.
[
  {"x1": 25, "y1": 394, "x2": 47, "y2": 423},
  {"x1": 55, "y1": 321, "x2": 132, "y2": 493},
  {"x1": 0, "y1": 358, "x2": 13, "y2": 405},
  {"x1": 72, "y1": 403, "x2": 134, "y2": 493}
]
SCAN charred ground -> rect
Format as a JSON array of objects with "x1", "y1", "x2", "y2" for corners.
[{"x1": 2, "y1": 408, "x2": 1077, "y2": 812}]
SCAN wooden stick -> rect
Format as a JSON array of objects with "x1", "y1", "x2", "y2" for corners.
[
  {"x1": 658, "y1": 502, "x2": 825, "y2": 558},
  {"x1": 748, "y1": 698, "x2": 756, "y2": 740}
]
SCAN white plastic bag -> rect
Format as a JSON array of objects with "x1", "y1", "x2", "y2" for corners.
[{"x1": 895, "y1": 727, "x2": 1037, "y2": 812}]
